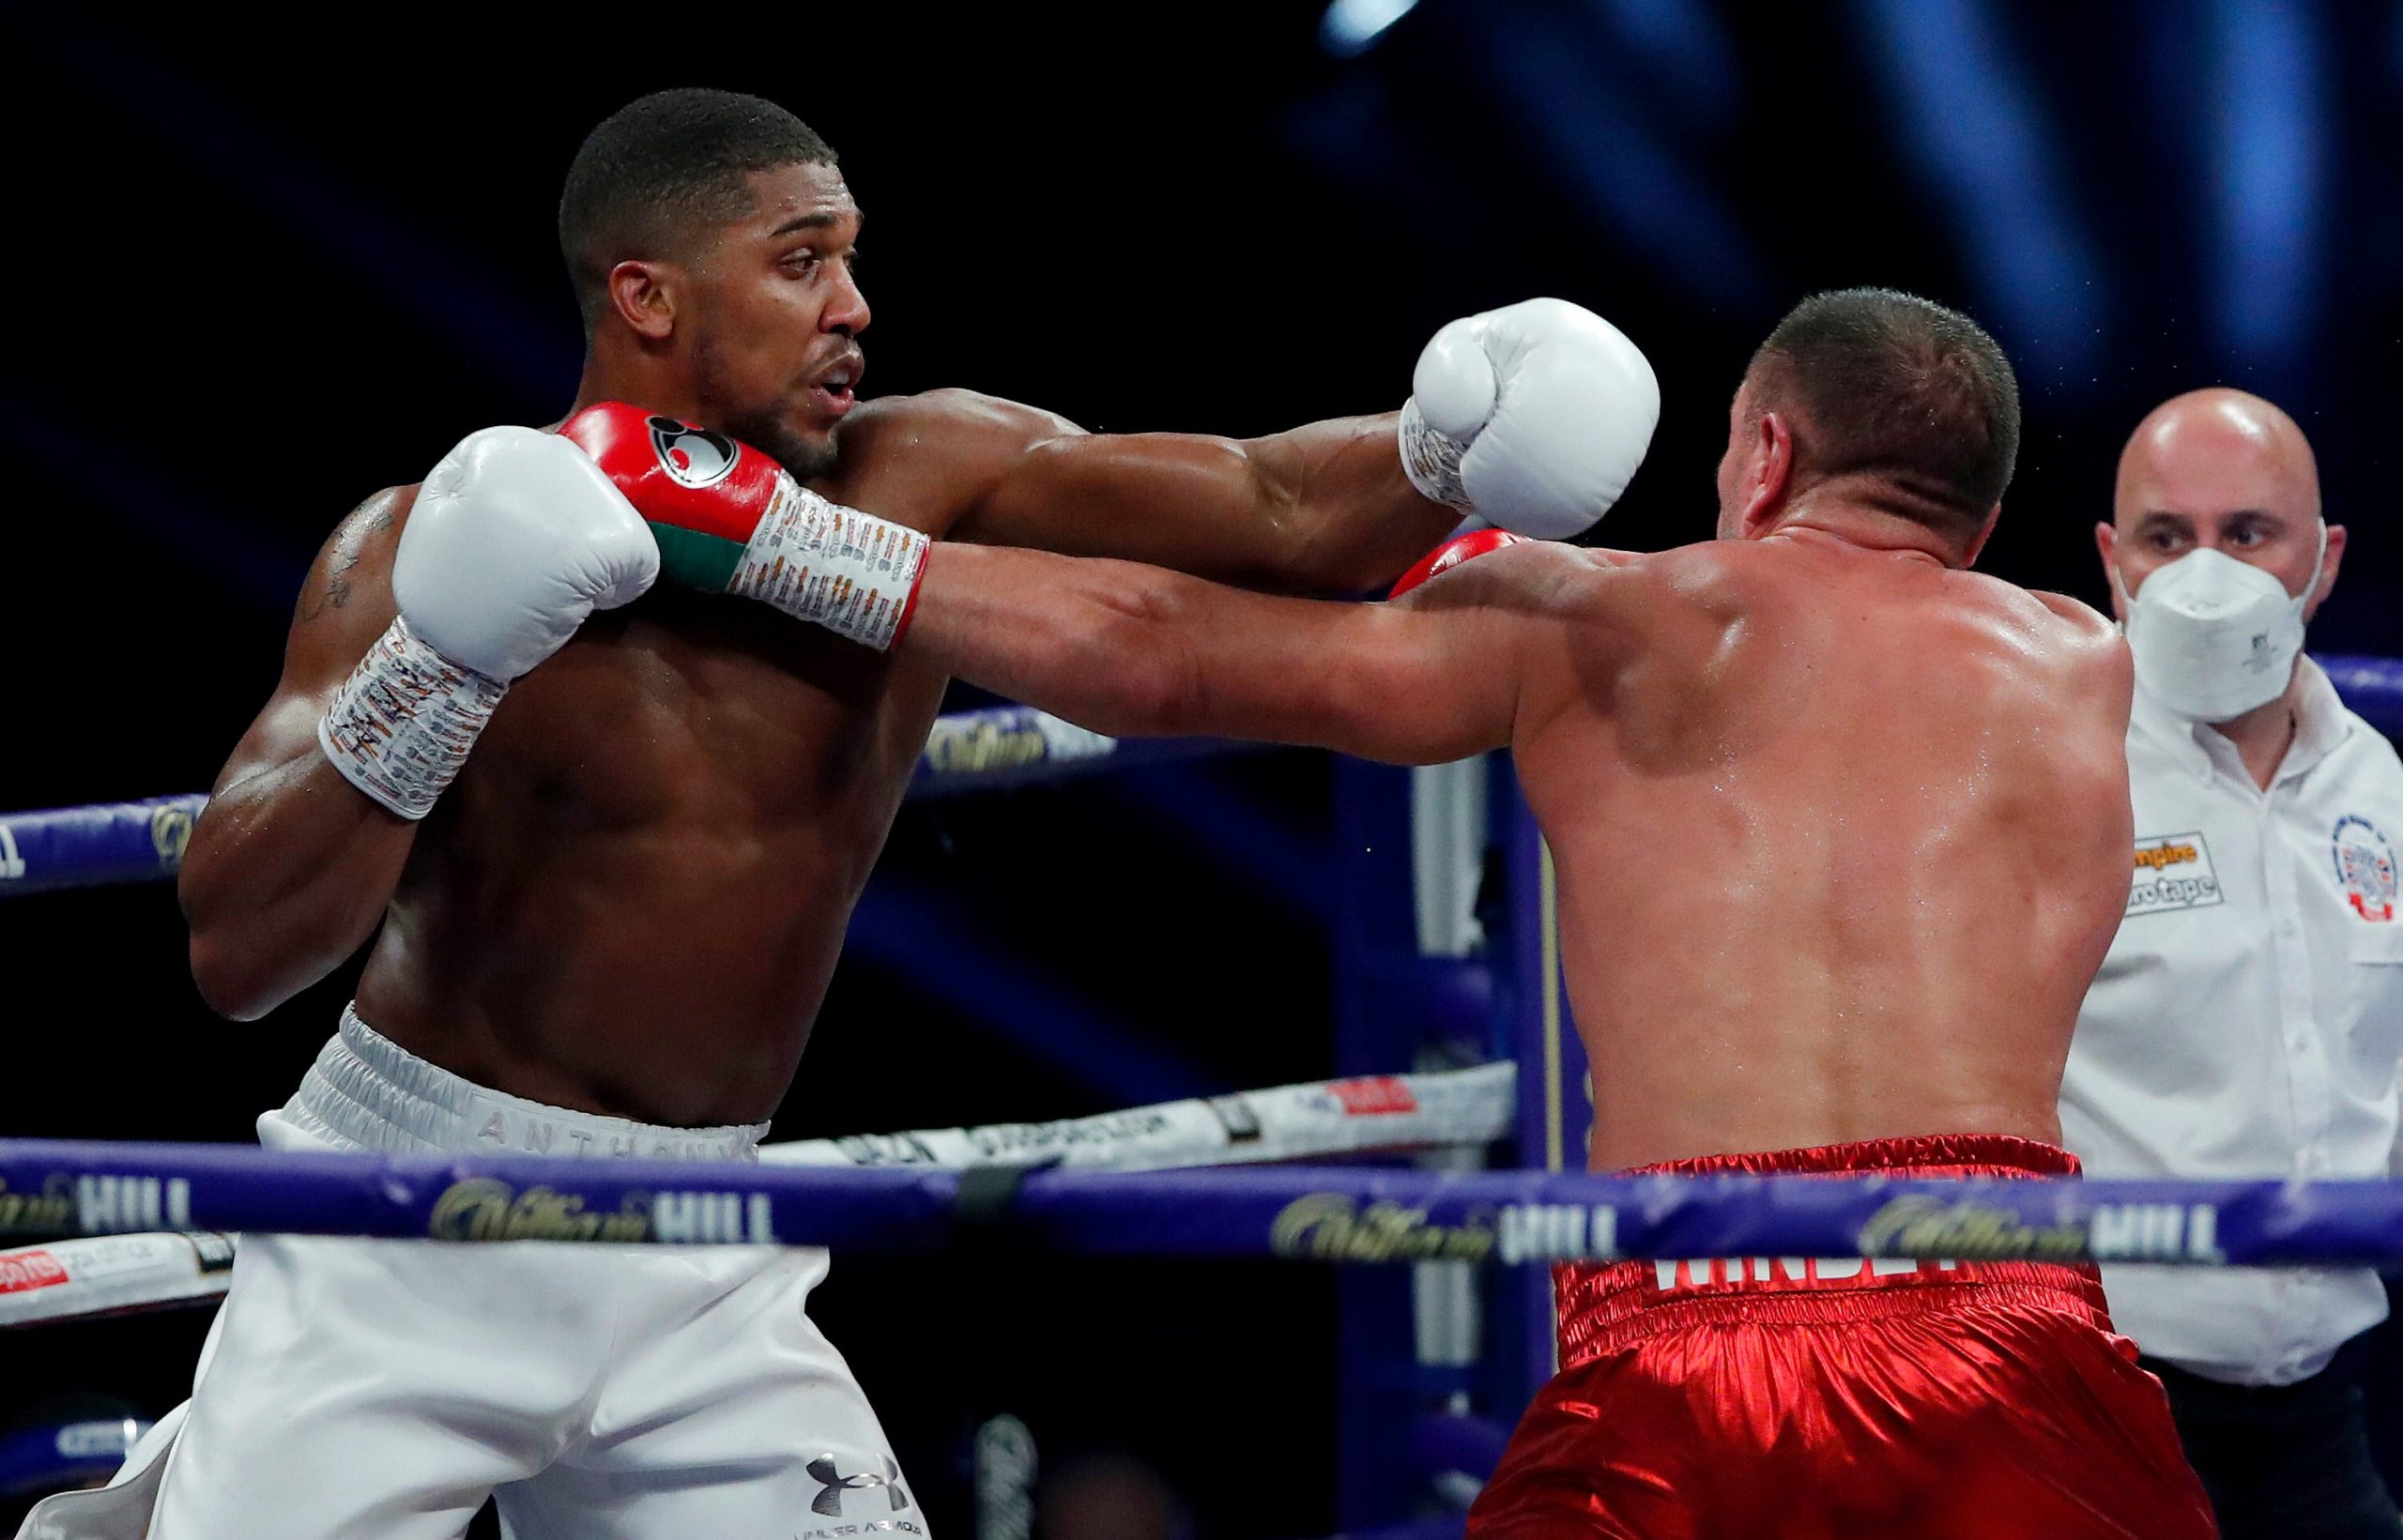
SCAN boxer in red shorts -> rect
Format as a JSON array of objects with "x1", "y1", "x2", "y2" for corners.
[
  {"x1": 719, "y1": 287, "x2": 2219, "y2": 1535},
  {"x1": 1499, "y1": 1136, "x2": 2206, "y2": 1537}
]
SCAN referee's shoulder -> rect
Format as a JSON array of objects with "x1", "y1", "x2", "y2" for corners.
[{"x1": 2333, "y1": 698, "x2": 2403, "y2": 786}]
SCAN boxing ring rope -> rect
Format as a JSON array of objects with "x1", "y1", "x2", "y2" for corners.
[
  {"x1": 2, "y1": 1139, "x2": 2398, "y2": 1266},
  {"x1": 11, "y1": 653, "x2": 2403, "y2": 897},
  {"x1": 0, "y1": 702, "x2": 1252, "y2": 896},
  {"x1": 0, "y1": 1062, "x2": 1517, "y2": 1327},
  {"x1": 0, "y1": 1416, "x2": 152, "y2": 1499}
]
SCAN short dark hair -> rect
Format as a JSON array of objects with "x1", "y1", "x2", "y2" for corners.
[
  {"x1": 559, "y1": 88, "x2": 838, "y2": 333},
  {"x1": 1744, "y1": 288, "x2": 2020, "y2": 539}
]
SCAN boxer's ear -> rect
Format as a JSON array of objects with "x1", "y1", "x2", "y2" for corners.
[
  {"x1": 2094, "y1": 522, "x2": 2127, "y2": 621},
  {"x1": 606, "y1": 259, "x2": 681, "y2": 343},
  {"x1": 1736, "y1": 409, "x2": 1794, "y2": 539},
  {"x1": 1959, "y1": 505, "x2": 2002, "y2": 569}
]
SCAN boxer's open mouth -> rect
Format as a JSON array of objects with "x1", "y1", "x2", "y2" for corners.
[{"x1": 809, "y1": 354, "x2": 863, "y2": 418}]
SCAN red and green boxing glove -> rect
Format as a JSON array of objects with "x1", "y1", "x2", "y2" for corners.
[{"x1": 559, "y1": 401, "x2": 928, "y2": 651}]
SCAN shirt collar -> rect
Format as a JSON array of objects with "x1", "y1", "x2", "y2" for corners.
[
  {"x1": 2129, "y1": 654, "x2": 2351, "y2": 788},
  {"x1": 2281, "y1": 655, "x2": 2351, "y2": 782}
]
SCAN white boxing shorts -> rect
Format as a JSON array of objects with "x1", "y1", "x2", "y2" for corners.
[{"x1": 17, "y1": 1005, "x2": 923, "y2": 1540}]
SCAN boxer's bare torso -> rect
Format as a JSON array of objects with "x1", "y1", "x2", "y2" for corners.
[
  {"x1": 348, "y1": 528, "x2": 942, "y2": 1131},
  {"x1": 183, "y1": 390, "x2": 1442, "y2": 1127},
  {"x1": 1508, "y1": 531, "x2": 2133, "y2": 1168},
  {"x1": 900, "y1": 517, "x2": 2137, "y2": 1170}
]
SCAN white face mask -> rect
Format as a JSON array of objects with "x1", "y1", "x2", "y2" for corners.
[{"x1": 2114, "y1": 522, "x2": 2326, "y2": 722}]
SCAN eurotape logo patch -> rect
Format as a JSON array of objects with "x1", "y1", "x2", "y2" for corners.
[{"x1": 2128, "y1": 832, "x2": 2222, "y2": 917}]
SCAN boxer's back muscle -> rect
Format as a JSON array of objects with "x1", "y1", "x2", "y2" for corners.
[{"x1": 1515, "y1": 537, "x2": 2132, "y2": 1169}]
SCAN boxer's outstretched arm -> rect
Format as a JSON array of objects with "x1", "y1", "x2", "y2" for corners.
[
  {"x1": 911, "y1": 390, "x2": 1455, "y2": 595},
  {"x1": 905, "y1": 540, "x2": 1584, "y2": 765},
  {"x1": 179, "y1": 490, "x2": 422, "y2": 1020}
]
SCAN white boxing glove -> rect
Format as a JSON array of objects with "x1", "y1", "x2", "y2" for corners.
[
  {"x1": 1399, "y1": 298, "x2": 1660, "y2": 540},
  {"x1": 317, "y1": 427, "x2": 659, "y2": 818},
  {"x1": 396, "y1": 427, "x2": 660, "y2": 679}
]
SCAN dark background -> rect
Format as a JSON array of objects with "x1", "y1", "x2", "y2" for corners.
[{"x1": 5, "y1": 4, "x2": 2402, "y2": 1534}]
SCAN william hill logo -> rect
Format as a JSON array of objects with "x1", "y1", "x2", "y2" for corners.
[
  {"x1": 1858, "y1": 1196, "x2": 2225, "y2": 1263},
  {"x1": 921, "y1": 717, "x2": 1049, "y2": 776},
  {"x1": 427, "y1": 1181, "x2": 773, "y2": 1244},
  {"x1": 1270, "y1": 1195, "x2": 1495, "y2": 1262},
  {"x1": 0, "y1": 1176, "x2": 191, "y2": 1236}
]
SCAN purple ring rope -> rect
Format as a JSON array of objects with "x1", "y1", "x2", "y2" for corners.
[
  {"x1": 11, "y1": 654, "x2": 2403, "y2": 897},
  {"x1": 0, "y1": 705, "x2": 1251, "y2": 897},
  {"x1": 3, "y1": 1139, "x2": 2399, "y2": 1267}
]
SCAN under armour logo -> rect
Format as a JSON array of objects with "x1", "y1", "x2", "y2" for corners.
[{"x1": 808, "y1": 1455, "x2": 911, "y2": 1517}]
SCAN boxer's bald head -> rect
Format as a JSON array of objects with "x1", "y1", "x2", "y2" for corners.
[
  {"x1": 1718, "y1": 289, "x2": 2019, "y2": 563},
  {"x1": 2100, "y1": 388, "x2": 2337, "y2": 623}
]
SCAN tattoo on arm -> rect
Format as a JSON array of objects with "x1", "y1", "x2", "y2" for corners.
[{"x1": 298, "y1": 496, "x2": 395, "y2": 622}]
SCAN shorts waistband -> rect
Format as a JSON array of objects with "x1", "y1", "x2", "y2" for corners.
[
  {"x1": 1557, "y1": 1132, "x2": 2108, "y2": 1366},
  {"x1": 271, "y1": 1004, "x2": 769, "y2": 1162},
  {"x1": 1624, "y1": 1131, "x2": 2082, "y2": 1180}
]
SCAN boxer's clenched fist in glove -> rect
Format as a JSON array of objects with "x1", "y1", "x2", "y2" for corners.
[
  {"x1": 1386, "y1": 528, "x2": 1532, "y2": 599},
  {"x1": 1400, "y1": 298, "x2": 1659, "y2": 540},
  {"x1": 316, "y1": 427, "x2": 659, "y2": 819},
  {"x1": 561, "y1": 402, "x2": 928, "y2": 652}
]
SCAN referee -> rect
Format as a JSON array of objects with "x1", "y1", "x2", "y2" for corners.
[{"x1": 2065, "y1": 388, "x2": 2403, "y2": 1538}]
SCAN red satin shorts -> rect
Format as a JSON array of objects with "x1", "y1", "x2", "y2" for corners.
[{"x1": 1467, "y1": 1134, "x2": 2217, "y2": 1539}]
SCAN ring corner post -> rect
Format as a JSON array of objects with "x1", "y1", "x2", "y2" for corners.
[
  {"x1": 1491, "y1": 759, "x2": 1587, "y2": 1423},
  {"x1": 1331, "y1": 755, "x2": 1432, "y2": 1528}
]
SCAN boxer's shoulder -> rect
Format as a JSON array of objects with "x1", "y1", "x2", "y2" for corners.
[
  {"x1": 1572, "y1": 541, "x2": 1759, "y2": 627},
  {"x1": 1949, "y1": 577, "x2": 2125, "y2": 672},
  {"x1": 1916, "y1": 579, "x2": 2132, "y2": 741},
  {"x1": 822, "y1": 389, "x2": 1079, "y2": 526},
  {"x1": 836, "y1": 389, "x2": 1085, "y2": 473},
  {"x1": 295, "y1": 484, "x2": 419, "y2": 627},
  {"x1": 2027, "y1": 587, "x2": 2134, "y2": 703},
  {"x1": 1486, "y1": 546, "x2": 1751, "y2": 686},
  {"x1": 328, "y1": 483, "x2": 419, "y2": 548},
  {"x1": 843, "y1": 388, "x2": 1078, "y2": 443},
  {"x1": 2022, "y1": 586, "x2": 2119, "y2": 641}
]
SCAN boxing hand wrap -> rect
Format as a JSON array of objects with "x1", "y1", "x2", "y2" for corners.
[
  {"x1": 726, "y1": 488, "x2": 929, "y2": 649},
  {"x1": 317, "y1": 426, "x2": 658, "y2": 820},
  {"x1": 561, "y1": 402, "x2": 929, "y2": 652},
  {"x1": 1388, "y1": 528, "x2": 1531, "y2": 599},
  {"x1": 1400, "y1": 298, "x2": 1660, "y2": 540},
  {"x1": 317, "y1": 618, "x2": 509, "y2": 819}
]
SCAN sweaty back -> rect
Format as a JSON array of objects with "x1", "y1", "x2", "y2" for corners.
[{"x1": 1513, "y1": 534, "x2": 2133, "y2": 1169}]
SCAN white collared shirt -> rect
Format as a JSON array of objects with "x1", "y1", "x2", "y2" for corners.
[{"x1": 2061, "y1": 658, "x2": 2403, "y2": 1385}]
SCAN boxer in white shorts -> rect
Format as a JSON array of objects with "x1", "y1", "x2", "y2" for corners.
[
  {"x1": 39, "y1": 83, "x2": 1632, "y2": 1536},
  {"x1": 23, "y1": 1009, "x2": 913, "y2": 1539}
]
